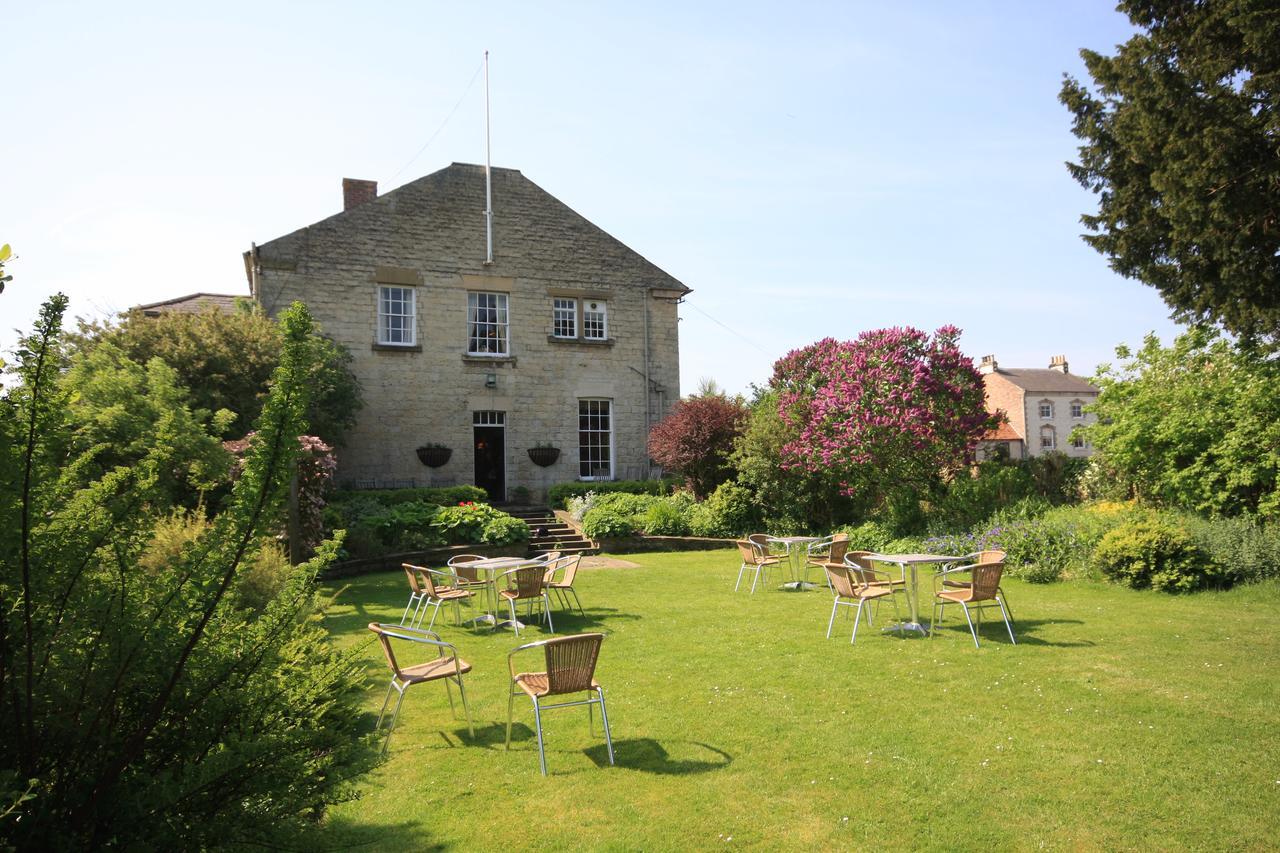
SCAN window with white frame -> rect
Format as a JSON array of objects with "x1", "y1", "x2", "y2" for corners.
[
  {"x1": 377, "y1": 285, "x2": 416, "y2": 346},
  {"x1": 1038, "y1": 401, "x2": 1054, "y2": 419},
  {"x1": 578, "y1": 399, "x2": 613, "y2": 479},
  {"x1": 1071, "y1": 434, "x2": 1085, "y2": 449},
  {"x1": 583, "y1": 300, "x2": 608, "y2": 340},
  {"x1": 552, "y1": 298, "x2": 577, "y2": 338},
  {"x1": 467, "y1": 292, "x2": 509, "y2": 355},
  {"x1": 1040, "y1": 425, "x2": 1056, "y2": 450},
  {"x1": 1071, "y1": 400, "x2": 1084, "y2": 418}
]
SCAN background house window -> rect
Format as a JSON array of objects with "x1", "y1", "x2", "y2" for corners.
[
  {"x1": 552, "y1": 298, "x2": 577, "y2": 338},
  {"x1": 377, "y1": 285, "x2": 415, "y2": 345},
  {"x1": 583, "y1": 300, "x2": 608, "y2": 340},
  {"x1": 468, "y1": 292, "x2": 509, "y2": 355},
  {"x1": 578, "y1": 399, "x2": 613, "y2": 479},
  {"x1": 1072, "y1": 434, "x2": 1085, "y2": 449},
  {"x1": 1071, "y1": 400, "x2": 1084, "y2": 418},
  {"x1": 1039, "y1": 401, "x2": 1054, "y2": 418},
  {"x1": 1040, "y1": 426, "x2": 1056, "y2": 449}
]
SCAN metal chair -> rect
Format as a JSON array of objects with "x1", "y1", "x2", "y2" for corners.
[
  {"x1": 940, "y1": 550, "x2": 1012, "y2": 618},
  {"x1": 931, "y1": 561, "x2": 1016, "y2": 648},
  {"x1": 845, "y1": 551, "x2": 906, "y2": 589},
  {"x1": 734, "y1": 539, "x2": 783, "y2": 593},
  {"x1": 367, "y1": 622, "x2": 474, "y2": 752},
  {"x1": 498, "y1": 565, "x2": 554, "y2": 636},
  {"x1": 403, "y1": 563, "x2": 474, "y2": 631},
  {"x1": 824, "y1": 563, "x2": 903, "y2": 643},
  {"x1": 505, "y1": 632, "x2": 614, "y2": 776},
  {"x1": 399, "y1": 563, "x2": 430, "y2": 627},
  {"x1": 806, "y1": 533, "x2": 851, "y2": 588},
  {"x1": 447, "y1": 553, "x2": 487, "y2": 588},
  {"x1": 545, "y1": 554, "x2": 585, "y2": 616}
]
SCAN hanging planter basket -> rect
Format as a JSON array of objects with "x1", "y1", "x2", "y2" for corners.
[
  {"x1": 527, "y1": 446, "x2": 561, "y2": 467},
  {"x1": 415, "y1": 445, "x2": 452, "y2": 468}
]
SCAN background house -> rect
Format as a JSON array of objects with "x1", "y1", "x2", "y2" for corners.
[
  {"x1": 245, "y1": 163, "x2": 689, "y2": 501},
  {"x1": 978, "y1": 354, "x2": 1098, "y2": 460}
]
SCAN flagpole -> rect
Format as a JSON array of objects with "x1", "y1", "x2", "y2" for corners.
[{"x1": 484, "y1": 50, "x2": 494, "y2": 265}]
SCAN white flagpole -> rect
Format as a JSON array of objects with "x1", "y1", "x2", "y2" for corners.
[{"x1": 484, "y1": 50, "x2": 494, "y2": 265}]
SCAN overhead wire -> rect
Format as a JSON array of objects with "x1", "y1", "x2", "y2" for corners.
[
  {"x1": 685, "y1": 301, "x2": 774, "y2": 355},
  {"x1": 387, "y1": 59, "x2": 485, "y2": 184}
]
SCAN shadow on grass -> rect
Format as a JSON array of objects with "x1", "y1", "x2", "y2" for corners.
[
  {"x1": 927, "y1": 617, "x2": 1093, "y2": 647},
  {"x1": 584, "y1": 737, "x2": 733, "y2": 775},
  {"x1": 300, "y1": 816, "x2": 445, "y2": 851}
]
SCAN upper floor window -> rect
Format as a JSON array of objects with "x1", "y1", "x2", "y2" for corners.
[
  {"x1": 377, "y1": 285, "x2": 416, "y2": 346},
  {"x1": 468, "y1": 292, "x2": 509, "y2": 355},
  {"x1": 583, "y1": 300, "x2": 608, "y2": 340},
  {"x1": 1038, "y1": 401, "x2": 1054, "y2": 419},
  {"x1": 1071, "y1": 434, "x2": 1086, "y2": 449},
  {"x1": 579, "y1": 399, "x2": 613, "y2": 479},
  {"x1": 552, "y1": 298, "x2": 577, "y2": 338},
  {"x1": 1040, "y1": 425, "x2": 1056, "y2": 450},
  {"x1": 1070, "y1": 400, "x2": 1084, "y2": 418}
]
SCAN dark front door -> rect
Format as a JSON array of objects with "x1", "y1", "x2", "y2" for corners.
[{"x1": 473, "y1": 426, "x2": 505, "y2": 502}]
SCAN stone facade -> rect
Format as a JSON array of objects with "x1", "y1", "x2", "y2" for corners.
[
  {"x1": 978, "y1": 355, "x2": 1099, "y2": 459},
  {"x1": 246, "y1": 163, "x2": 689, "y2": 501}
]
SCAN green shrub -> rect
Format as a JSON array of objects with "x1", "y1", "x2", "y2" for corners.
[
  {"x1": 1183, "y1": 514, "x2": 1280, "y2": 584},
  {"x1": 433, "y1": 503, "x2": 529, "y2": 546},
  {"x1": 689, "y1": 482, "x2": 757, "y2": 538},
  {"x1": 547, "y1": 478, "x2": 674, "y2": 509},
  {"x1": 1094, "y1": 515, "x2": 1224, "y2": 592},
  {"x1": 566, "y1": 491, "x2": 598, "y2": 523},
  {"x1": 932, "y1": 462, "x2": 1037, "y2": 532},
  {"x1": 331, "y1": 485, "x2": 488, "y2": 508},
  {"x1": 234, "y1": 543, "x2": 295, "y2": 614},
  {"x1": 842, "y1": 520, "x2": 895, "y2": 552},
  {"x1": 582, "y1": 507, "x2": 638, "y2": 539},
  {"x1": 642, "y1": 500, "x2": 690, "y2": 535},
  {"x1": 594, "y1": 492, "x2": 661, "y2": 517}
]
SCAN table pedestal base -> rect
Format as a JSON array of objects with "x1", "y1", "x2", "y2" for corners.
[
  {"x1": 781, "y1": 580, "x2": 818, "y2": 591},
  {"x1": 882, "y1": 620, "x2": 930, "y2": 637}
]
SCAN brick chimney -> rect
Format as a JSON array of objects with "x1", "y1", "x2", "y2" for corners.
[
  {"x1": 979, "y1": 354, "x2": 998, "y2": 374},
  {"x1": 342, "y1": 178, "x2": 377, "y2": 210},
  {"x1": 1049, "y1": 355, "x2": 1069, "y2": 373}
]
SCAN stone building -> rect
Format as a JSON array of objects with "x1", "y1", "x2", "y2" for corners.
[
  {"x1": 977, "y1": 355, "x2": 1098, "y2": 460},
  {"x1": 244, "y1": 163, "x2": 690, "y2": 501}
]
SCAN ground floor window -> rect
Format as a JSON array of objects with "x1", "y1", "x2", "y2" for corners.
[{"x1": 578, "y1": 399, "x2": 613, "y2": 479}]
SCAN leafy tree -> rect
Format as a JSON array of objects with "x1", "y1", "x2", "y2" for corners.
[
  {"x1": 0, "y1": 244, "x2": 12, "y2": 294},
  {"x1": 0, "y1": 297, "x2": 374, "y2": 848},
  {"x1": 770, "y1": 327, "x2": 999, "y2": 527},
  {"x1": 1060, "y1": 1, "x2": 1280, "y2": 339},
  {"x1": 73, "y1": 302, "x2": 363, "y2": 445},
  {"x1": 1081, "y1": 327, "x2": 1280, "y2": 518},
  {"x1": 647, "y1": 392, "x2": 749, "y2": 498},
  {"x1": 730, "y1": 389, "x2": 860, "y2": 533}
]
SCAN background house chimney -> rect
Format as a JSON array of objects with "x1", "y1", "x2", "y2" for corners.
[
  {"x1": 342, "y1": 178, "x2": 378, "y2": 210},
  {"x1": 979, "y1": 354, "x2": 998, "y2": 374},
  {"x1": 1049, "y1": 355, "x2": 1068, "y2": 373}
]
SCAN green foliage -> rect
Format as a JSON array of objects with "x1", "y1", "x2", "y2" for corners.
[
  {"x1": 0, "y1": 243, "x2": 12, "y2": 294},
  {"x1": 331, "y1": 485, "x2": 488, "y2": 507},
  {"x1": 432, "y1": 503, "x2": 529, "y2": 546},
  {"x1": 0, "y1": 297, "x2": 375, "y2": 848},
  {"x1": 71, "y1": 302, "x2": 363, "y2": 445},
  {"x1": 731, "y1": 389, "x2": 860, "y2": 532},
  {"x1": 581, "y1": 507, "x2": 638, "y2": 539},
  {"x1": 932, "y1": 462, "x2": 1038, "y2": 532},
  {"x1": 1182, "y1": 514, "x2": 1280, "y2": 584},
  {"x1": 1094, "y1": 514, "x2": 1225, "y2": 593},
  {"x1": 646, "y1": 393, "x2": 748, "y2": 498},
  {"x1": 688, "y1": 482, "x2": 758, "y2": 538},
  {"x1": 841, "y1": 520, "x2": 896, "y2": 553},
  {"x1": 1060, "y1": 1, "x2": 1280, "y2": 339},
  {"x1": 641, "y1": 501, "x2": 691, "y2": 536},
  {"x1": 593, "y1": 492, "x2": 661, "y2": 517},
  {"x1": 547, "y1": 478, "x2": 673, "y2": 509},
  {"x1": 1083, "y1": 329, "x2": 1280, "y2": 518}
]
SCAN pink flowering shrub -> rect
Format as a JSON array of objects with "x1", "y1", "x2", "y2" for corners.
[{"x1": 771, "y1": 326, "x2": 1000, "y2": 521}]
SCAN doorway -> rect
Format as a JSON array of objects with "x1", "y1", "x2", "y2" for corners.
[{"x1": 473, "y1": 411, "x2": 506, "y2": 502}]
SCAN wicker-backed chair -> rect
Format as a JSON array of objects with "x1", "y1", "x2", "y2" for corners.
[
  {"x1": 939, "y1": 549, "x2": 1012, "y2": 619},
  {"x1": 931, "y1": 561, "x2": 1016, "y2": 648},
  {"x1": 447, "y1": 554, "x2": 488, "y2": 590},
  {"x1": 368, "y1": 622, "x2": 474, "y2": 752},
  {"x1": 545, "y1": 554, "x2": 585, "y2": 616},
  {"x1": 505, "y1": 632, "x2": 614, "y2": 775},
  {"x1": 845, "y1": 551, "x2": 906, "y2": 589},
  {"x1": 734, "y1": 539, "x2": 784, "y2": 593},
  {"x1": 824, "y1": 563, "x2": 903, "y2": 643},
  {"x1": 400, "y1": 563, "x2": 430, "y2": 627},
  {"x1": 536, "y1": 550, "x2": 564, "y2": 571},
  {"x1": 806, "y1": 534, "x2": 850, "y2": 588},
  {"x1": 402, "y1": 563, "x2": 473, "y2": 630},
  {"x1": 499, "y1": 565, "x2": 554, "y2": 636}
]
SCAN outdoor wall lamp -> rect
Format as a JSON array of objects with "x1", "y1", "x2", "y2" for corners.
[{"x1": 485, "y1": 373, "x2": 497, "y2": 388}]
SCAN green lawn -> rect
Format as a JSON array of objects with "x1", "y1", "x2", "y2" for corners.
[{"x1": 315, "y1": 550, "x2": 1280, "y2": 851}]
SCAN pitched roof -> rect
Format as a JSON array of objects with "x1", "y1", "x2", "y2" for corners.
[
  {"x1": 988, "y1": 368, "x2": 1098, "y2": 394},
  {"x1": 253, "y1": 163, "x2": 690, "y2": 294},
  {"x1": 135, "y1": 292, "x2": 246, "y2": 316},
  {"x1": 981, "y1": 421, "x2": 1024, "y2": 442}
]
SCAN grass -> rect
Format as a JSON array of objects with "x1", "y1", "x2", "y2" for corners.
[{"x1": 315, "y1": 549, "x2": 1280, "y2": 850}]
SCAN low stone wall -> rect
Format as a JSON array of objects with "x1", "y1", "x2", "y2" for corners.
[{"x1": 321, "y1": 542, "x2": 527, "y2": 579}]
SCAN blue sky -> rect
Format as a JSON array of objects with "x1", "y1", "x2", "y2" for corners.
[{"x1": 3, "y1": 1, "x2": 1183, "y2": 394}]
